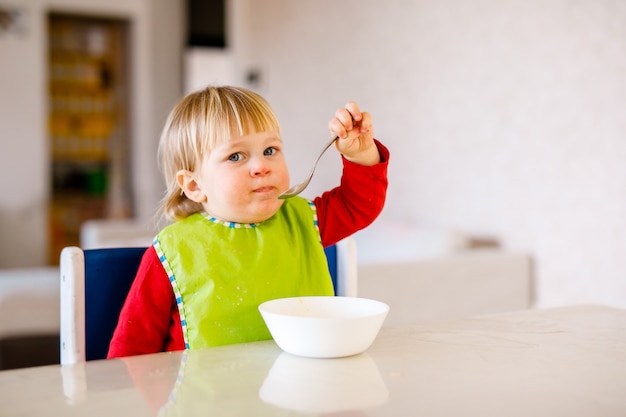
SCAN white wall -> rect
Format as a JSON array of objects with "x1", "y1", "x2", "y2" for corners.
[
  {"x1": 0, "y1": 0, "x2": 183, "y2": 266},
  {"x1": 0, "y1": 1, "x2": 48, "y2": 267},
  {"x1": 232, "y1": 0, "x2": 626, "y2": 309}
]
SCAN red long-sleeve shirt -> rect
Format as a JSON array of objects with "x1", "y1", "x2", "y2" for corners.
[{"x1": 108, "y1": 141, "x2": 389, "y2": 358}]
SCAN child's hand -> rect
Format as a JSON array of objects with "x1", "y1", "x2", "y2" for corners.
[{"x1": 328, "y1": 102, "x2": 380, "y2": 166}]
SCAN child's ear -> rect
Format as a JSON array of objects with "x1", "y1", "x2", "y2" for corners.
[{"x1": 176, "y1": 170, "x2": 207, "y2": 203}]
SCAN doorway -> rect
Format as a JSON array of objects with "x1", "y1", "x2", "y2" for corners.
[{"x1": 47, "y1": 13, "x2": 132, "y2": 264}]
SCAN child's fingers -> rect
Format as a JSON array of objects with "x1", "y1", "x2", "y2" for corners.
[
  {"x1": 335, "y1": 108, "x2": 356, "y2": 131},
  {"x1": 359, "y1": 112, "x2": 373, "y2": 135},
  {"x1": 328, "y1": 117, "x2": 348, "y2": 138},
  {"x1": 338, "y1": 102, "x2": 363, "y2": 130},
  {"x1": 330, "y1": 102, "x2": 363, "y2": 138},
  {"x1": 344, "y1": 101, "x2": 362, "y2": 123}
]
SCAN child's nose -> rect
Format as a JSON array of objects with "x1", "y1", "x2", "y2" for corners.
[{"x1": 250, "y1": 157, "x2": 270, "y2": 176}]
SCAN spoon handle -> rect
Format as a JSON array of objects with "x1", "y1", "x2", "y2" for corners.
[
  {"x1": 307, "y1": 136, "x2": 338, "y2": 177},
  {"x1": 278, "y1": 136, "x2": 339, "y2": 199}
]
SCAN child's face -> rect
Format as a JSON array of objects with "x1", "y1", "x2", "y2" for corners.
[{"x1": 196, "y1": 131, "x2": 290, "y2": 223}]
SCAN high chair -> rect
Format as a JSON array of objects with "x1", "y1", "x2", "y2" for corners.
[{"x1": 59, "y1": 238, "x2": 357, "y2": 365}]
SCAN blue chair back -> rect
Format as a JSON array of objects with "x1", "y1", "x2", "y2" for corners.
[
  {"x1": 83, "y1": 245, "x2": 340, "y2": 361},
  {"x1": 84, "y1": 247, "x2": 146, "y2": 361},
  {"x1": 324, "y1": 244, "x2": 338, "y2": 292}
]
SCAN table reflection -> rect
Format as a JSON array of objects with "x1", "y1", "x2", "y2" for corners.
[
  {"x1": 109, "y1": 345, "x2": 389, "y2": 415},
  {"x1": 150, "y1": 349, "x2": 278, "y2": 416},
  {"x1": 260, "y1": 352, "x2": 389, "y2": 413}
]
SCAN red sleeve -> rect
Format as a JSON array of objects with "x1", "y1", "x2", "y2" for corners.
[
  {"x1": 107, "y1": 246, "x2": 185, "y2": 358},
  {"x1": 315, "y1": 139, "x2": 389, "y2": 247}
]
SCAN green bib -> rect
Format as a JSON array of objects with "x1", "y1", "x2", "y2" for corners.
[{"x1": 154, "y1": 197, "x2": 334, "y2": 349}]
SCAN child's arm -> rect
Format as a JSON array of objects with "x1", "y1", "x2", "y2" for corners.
[
  {"x1": 107, "y1": 247, "x2": 182, "y2": 358},
  {"x1": 314, "y1": 102, "x2": 389, "y2": 246},
  {"x1": 314, "y1": 139, "x2": 389, "y2": 247}
]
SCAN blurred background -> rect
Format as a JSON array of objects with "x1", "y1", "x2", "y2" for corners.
[{"x1": 1, "y1": 0, "x2": 625, "y2": 311}]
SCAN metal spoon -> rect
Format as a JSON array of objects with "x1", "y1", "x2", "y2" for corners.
[{"x1": 278, "y1": 136, "x2": 339, "y2": 199}]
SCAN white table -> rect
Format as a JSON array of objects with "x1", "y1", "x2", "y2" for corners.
[{"x1": 1, "y1": 305, "x2": 625, "y2": 416}]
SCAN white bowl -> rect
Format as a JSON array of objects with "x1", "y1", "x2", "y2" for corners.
[{"x1": 258, "y1": 296, "x2": 389, "y2": 358}]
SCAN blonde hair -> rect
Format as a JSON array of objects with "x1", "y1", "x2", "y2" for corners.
[{"x1": 157, "y1": 85, "x2": 281, "y2": 222}]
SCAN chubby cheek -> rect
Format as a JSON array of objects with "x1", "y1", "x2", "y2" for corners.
[
  {"x1": 275, "y1": 162, "x2": 291, "y2": 191},
  {"x1": 219, "y1": 174, "x2": 250, "y2": 204},
  {"x1": 200, "y1": 168, "x2": 239, "y2": 209}
]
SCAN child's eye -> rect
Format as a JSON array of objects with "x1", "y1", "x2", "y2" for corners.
[
  {"x1": 228, "y1": 152, "x2": 243, "y2": 162},
  {"x1": 263, "y1": 147, "x2": 277, "y2": 156}
]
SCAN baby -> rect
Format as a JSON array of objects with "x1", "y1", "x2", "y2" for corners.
[{"x1": 108, "y1": 85, "x2": 389, "y2": 357}]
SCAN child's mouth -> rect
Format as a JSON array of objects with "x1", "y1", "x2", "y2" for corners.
[{"x1": 254, "y1": 186, "x2": 274, "y2": 194}]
